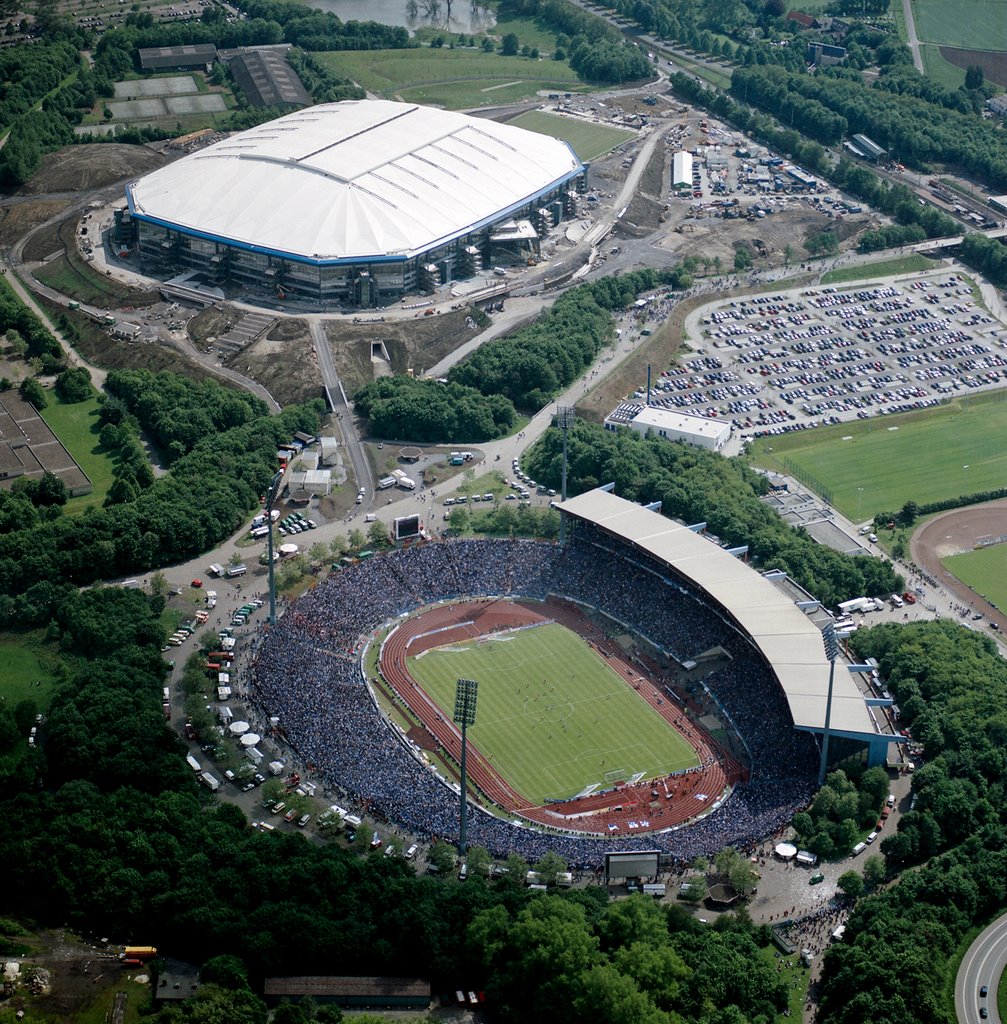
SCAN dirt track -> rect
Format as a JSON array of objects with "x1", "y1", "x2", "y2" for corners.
[{"x1": 910, "y1": 499, "x2": 1007, "y2": 628}]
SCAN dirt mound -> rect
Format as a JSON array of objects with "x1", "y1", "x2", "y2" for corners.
[{"x1": 20, "y1": 144, "x2": 167, "y2": 195}]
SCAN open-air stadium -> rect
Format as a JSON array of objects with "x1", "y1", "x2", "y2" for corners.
[{"x1": 251, "y1": 490, "x2": 896, "y2": 865}]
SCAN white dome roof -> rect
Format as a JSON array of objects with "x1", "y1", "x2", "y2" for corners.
[{"x1": 126, "y1": 100, "x2": 584, "y2": 264}]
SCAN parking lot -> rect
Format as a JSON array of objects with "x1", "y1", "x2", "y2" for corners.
[{"x1": 627, "y1": 269, "x2": 1007, "y2": 442}]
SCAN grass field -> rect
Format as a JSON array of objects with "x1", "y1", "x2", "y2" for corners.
[
  {"x1": 314, "y1": 48, "x2": 587, "y2": 110},
  {"x1": 820, "y1": 254, "x2": 937, "y2": 285},
  {"x1": 943, "y1": 545, "x2": 1007, "y2": 612},
  {"x1": 507, "y1": 110, "x2": 635, "y2": 161},
  {"x1": 406, "y1": 621, "x2": 697, "y2": 803},
  {"x1": 747, "y1": 391, "x2": 1007, "y2": 521},
  {"x1": 0, "y1": 634, "x2": 62, "y2": 709},
  {"x1": 39, "y1": 395, "x2": 116, "y2": 512},
  {"x1": 912, "y1": 0, "x2": 1005, "y2": 50}
]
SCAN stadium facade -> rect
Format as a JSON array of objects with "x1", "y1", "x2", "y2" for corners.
[{"x1": 121, "y1": 100, "x2": 588, "y2": 307}]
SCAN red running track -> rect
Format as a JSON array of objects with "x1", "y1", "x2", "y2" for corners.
[{"x1": 378, "y1": 597, "x2": 740, "y2": 837}]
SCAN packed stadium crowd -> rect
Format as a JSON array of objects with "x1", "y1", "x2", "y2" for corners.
[{"x1": 251, "y1": 536, "x2": 818, "y2": 866}]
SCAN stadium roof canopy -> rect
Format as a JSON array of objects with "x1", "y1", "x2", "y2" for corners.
[
  {"x1": 125, "y1": 100, "x2": 584, "y2": 265},
  {"x1": 558, "y1": 489, "x2": 877, "y2": 737}
]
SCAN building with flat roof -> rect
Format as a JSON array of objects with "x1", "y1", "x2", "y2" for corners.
[
  {"x1": 227, "y1": 48, "x2": 311, "y2": 108},
  {"x1": 672, "y1": 150, "x2": 693, "y2": 188},
  {"x1": 263, "y1": 977, "x2": 430, "y2": 1009},
  {"x1": 138, "y1": 44, "x2": 217, "y2": 72},
  {"x1": 125, "y1": 99, "x2": 587, "y2": 307},
  {"x1": 605, "y1": 402, "x2": 731, "y2": 451}
]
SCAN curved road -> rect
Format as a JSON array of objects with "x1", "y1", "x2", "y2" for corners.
[{"x1": 957, "y1": 914, "x2": 1007, "y2": 1024}]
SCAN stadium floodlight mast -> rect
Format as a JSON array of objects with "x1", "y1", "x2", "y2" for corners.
[
  {"x1": 453, "y1": 677, "x2": 479, "y2": 857},
  {"x1": 556, "y1": 406, "x2": 576, "y2": 545},
  {"x1": 264, "y1": 468, "x2": 284, "y2": 625},
  {"x1": 818, "y1": 622, "x2": 840, "y2": 787}
]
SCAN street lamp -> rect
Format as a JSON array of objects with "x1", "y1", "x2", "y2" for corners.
[
  {"x1": 818, "y1": 622, "x2": 840, "y2": 788},
  {"x1": 556, "y1": 406, "x2": 576, "y2": 545},
  {"x1": 453, "y1": 677, "x2": 479, "y2": 857},
  {"x1": 264, "y1": 468, "x2": 283, "y2": 625}
]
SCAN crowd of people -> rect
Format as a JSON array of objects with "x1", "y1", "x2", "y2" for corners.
[{"x1": 251, "y1": 535, "x2": 819, "y2": 867}]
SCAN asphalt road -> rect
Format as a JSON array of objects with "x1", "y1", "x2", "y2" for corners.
[{"x1": 956, "y1": 914, "x2": 1007, "y2": 1024}]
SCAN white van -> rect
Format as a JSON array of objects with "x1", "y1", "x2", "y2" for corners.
[
  {"x1": 890, "y1": 594, "x2": 904, "y2": 608},
  {"x1": 404, "y1": 844, "x2": 418, "y2": 860},
  {"x1": 852, "y1": 841, "x2": 867, "y2": 856}
]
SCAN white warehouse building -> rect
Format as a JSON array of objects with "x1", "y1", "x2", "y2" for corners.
[
  {"x1": 605, "y1": 402, "x2": 731, "y2": 451},
  {"x1": 119, "y1": 100, "x2": 587, "y2": 307},
  {"x1": 672, "y1": 150, "x2": 693, "y2": 189}
]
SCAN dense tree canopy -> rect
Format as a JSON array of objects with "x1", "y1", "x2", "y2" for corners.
[{"x1": 524, "y1": 418, "x2": 902, "y2": 606}]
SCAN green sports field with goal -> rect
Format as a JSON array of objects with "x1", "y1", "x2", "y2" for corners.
[{"x1": 406, "y1": 621, "x2": 698, "y2": 804}]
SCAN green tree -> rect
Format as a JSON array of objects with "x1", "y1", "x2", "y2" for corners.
[
  {"x1": 965, "y1": 65, "x2": 984, "y2": 90},
  {"x1": 54, "y1": 367, "x2": 94, "y2": 403},
  {"x1": 466, "y1": 845, "x2": 491, "y2": 878},
  {"x1": 428, "y1": 840, "x2": 456, "y2": 873},
  {"x1": 200, "y1": 953, "x2": 250, "y2": 990},
  {"x1": 533, "y1": 850, "x2": 567, "y2": 886},
  {"x1": 501, "y1": 32, "x2": 519, "y2": 55},
  {"x1": 19, "y1": 377, "x2": 46, "y2": 409},
  {"x1": 733, "y1": 247, "x2": 752, "y2": 271},
  {"x1": 367, "y1": 521, "x2": 389, "y2": 548},
  {"x1": 862, "y1": 853, "x2": 886, "y2": 889},
  {"x1": 837, "y1": 870, "x2": 864, "y2": 899}
]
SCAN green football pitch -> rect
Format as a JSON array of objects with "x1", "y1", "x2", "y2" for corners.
[
  {"x1": 943, "y1": 545, "x2": 1007, "y2": 614},
  {"x1": 506, "y1": 111, "x2": 636, "y2": 162},
  {"x1": 748, "y1": 392, "x2": 1007, "y2": 522},
  {"x1": 406, "y1": 621, "x2": 698, "y2": 804}
]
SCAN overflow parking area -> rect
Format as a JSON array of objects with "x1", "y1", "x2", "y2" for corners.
[{"x1": 618, "y1": 268, "x2": 1007, "y2": 446}]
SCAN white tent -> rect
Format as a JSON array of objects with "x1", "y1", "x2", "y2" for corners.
[
  {"x1": 241, "y1": 732, "x2": 261, "y2": 747},
  {"x1": 775, "y1": 842, "x2": 797, "y2": 860},
  {"x1": 229, "y1": 720, "x2": 250, "y2": 736}
]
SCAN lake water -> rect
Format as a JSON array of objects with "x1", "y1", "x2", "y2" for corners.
[{"x1": 310, "y1": 0, "x2": 497, "y2": 35}]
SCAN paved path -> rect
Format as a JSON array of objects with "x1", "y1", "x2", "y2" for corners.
[{"x1": 902, "y1": 0, "x2": 925, "y2": 74}]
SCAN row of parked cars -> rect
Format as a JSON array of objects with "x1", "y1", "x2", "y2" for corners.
[{"x1": 278, "y1": 512, "x2": 316, "y2": 536}]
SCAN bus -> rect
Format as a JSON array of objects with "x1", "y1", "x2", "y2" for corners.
[{"x1": 122, "y1": 946, "x2": 157, "y2": 961}]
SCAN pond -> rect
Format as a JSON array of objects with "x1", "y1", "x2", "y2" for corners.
[{"x1": 310, "y1": 0, "x2": 497, "y2": 36}]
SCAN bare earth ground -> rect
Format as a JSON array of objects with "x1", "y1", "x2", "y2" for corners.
[
  {"x1": 227, "y1": 318, "x2": 319, "y2": 407},
  {"x1": 939, "y1": 46, "x2": 1007, "y2": 87},
  {"x1": 0, "y1": 200, "x2": 73, "y2": 248},
  {"x1": 4, "y1": 928, "x2": 146, "y2": 1022},
  {"x1": 910, "y1": 499, "x2": 1007, "y2": 629},
  {"x1": 324, "y1": 307, "x2": 484, "y2": 395},
  {"x1": 17, "y1": 143, "x2": 166, "y2": 195}
]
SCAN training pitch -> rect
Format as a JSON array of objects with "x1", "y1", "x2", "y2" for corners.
[
  {"x1": 749, "y1": 392, "x2": 1007, "y2": 521},
  {"x1": 406, "y1": 621, "x2": 698, "y2": 804},
  {"x1": 507, "y1": 110, "x2": 636, "y2": 162},
  {"x1": 942, "y1": 545, "x2": 1007, "y2": 614}
]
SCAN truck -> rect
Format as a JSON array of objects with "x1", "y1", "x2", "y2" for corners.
[
  {"x1": 205, "y1": 590, "x2": 217, "y2": 609},
  {"x1": 837, "y1": 597, "x2": 873, "y2": 616},
  {"x1": 186, "y1": 753, "x2": 202, "y2": 773},
  {"x1": 397, "y1": 477, "x2": 416, "y2": 490},
  {"x1": 199, "y1": 772, "x2": 221, "y2": 792},
  {"x1": 377, "y1": 476, "x2": 397, "y2": 490},
  {"x1": 121, "y1": 946, "x2": 157, "y2": 961}
]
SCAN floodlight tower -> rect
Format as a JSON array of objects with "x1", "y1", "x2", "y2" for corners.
[
  {"x1": 453, "y1": 677, "x2": 479, "y2": 857},
  {"x1": 264, "y1": 468, "x2": 284, "y2": 625},
  {"x1": 818, "y1": 622, "x2": 840, "y2": 787},
  {"x1": 556, "y1": 406, "x2": 576, "y2": 546}
]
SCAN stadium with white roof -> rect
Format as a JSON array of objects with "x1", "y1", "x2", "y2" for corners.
[{"x1": 122, "y1": 100, "x2": 587, "y2": 306}]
